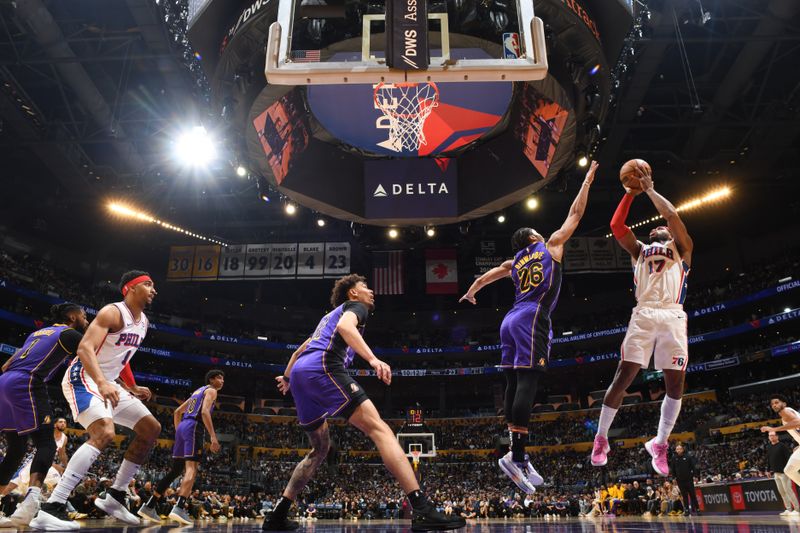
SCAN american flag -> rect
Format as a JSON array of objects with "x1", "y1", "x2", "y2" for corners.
[
  {"x1": 290, "y1": 50, "x2": 321, "y2": 63},
  {"x1": 372, "y1": 251, "x2": 404, "y2": 295}
]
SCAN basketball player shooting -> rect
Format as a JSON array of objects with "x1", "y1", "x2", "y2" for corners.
[
  {"x1": 264, "y1": 274, "x2": 465, "y2": 532},
  {"x1": 591, "y1": 163, "x2": 693, "y2": 477},
  {"x1": 31, "y1": 271, "x2": 162, "y2": 531},
  {"x1": 459, "y1": 161, "x2": 598, "y2": 494}
]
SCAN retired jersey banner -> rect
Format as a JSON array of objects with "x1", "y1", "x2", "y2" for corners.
[
  {"x1": 426, "y1": 249, "x2": 458, "y2": 294},
  {"x1": 166, "y1": 242, "x2": 349, "y2": 281}
]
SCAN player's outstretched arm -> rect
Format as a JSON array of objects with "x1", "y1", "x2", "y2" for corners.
[
  {"x1": 547, "y1": 161, "x2": 598, "y2": 257},
  {"x1": 637, "y1": 170, "x2": 694, "y2": 265},
  {"x1": 276, "y1": 337, "x2": 310, "y2": 395},
  {"x1": 336, "y1": 311, "x2": 391, "y2": 385},
  {"x1": 610, "y1": 193, "x2": 643, "y2": 260},
  {"x1": 762, "y1": 410, "x2": 800, "y2": 433},
  {"x1": 76, "y1": 305, "x2": 122, "y2": 408},
  {"x1": 459, "y1": 260, "x2": 513, "y2": 304},
  {"x1": 201, "y1": 388, "x2": 220, "y2": 453}
]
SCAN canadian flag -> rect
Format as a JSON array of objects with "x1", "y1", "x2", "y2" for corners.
[{"x1": 425, "y1": 249, "x2": 458, "y2": 294}]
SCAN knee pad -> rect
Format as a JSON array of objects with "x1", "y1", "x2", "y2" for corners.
[{"x1": 29, "y1": 426, "x2": 57, "y2": 478}]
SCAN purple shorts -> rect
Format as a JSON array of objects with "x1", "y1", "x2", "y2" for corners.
[
  {"x1": 0, "y1": 371, "x2": 52, "y2": 435},
  {"x1": 172, "y1": 419, "x2": 204, "y2": 460},
  {"x1": 499, "y1": 303, "x2": 552, "y2": 370},
  {"x1": 291, "y1": 350, "x2": 368, "y2": 431}
]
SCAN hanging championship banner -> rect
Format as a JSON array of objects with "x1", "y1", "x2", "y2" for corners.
[
  {"x1": 191, "y1": 245, "x2": 221, "y2": 280},
  {"x1": 323, "y1": 242, "x2": 351, "y2": 278},
  {"x1": 219, "y1": 245, "x2": 247, "y2": 279},
  {"x1": 244, "y1": 243, "x2": 271, "y2": 280},
  {"x1": 268, "y1": 243, "x2": 298, "y2": 278}
]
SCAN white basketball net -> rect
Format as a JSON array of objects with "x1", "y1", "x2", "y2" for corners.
[{"x1": 374, "y1": 82, "x2": 440, "y2": 152}]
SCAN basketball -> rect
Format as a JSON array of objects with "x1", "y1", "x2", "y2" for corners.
[{"x1": 619, "y1": 159, "x2": 651, "y2": 194}]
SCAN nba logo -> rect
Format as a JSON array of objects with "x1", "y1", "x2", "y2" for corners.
[{"x1": 503, "y1": 33, "x2": 520, "y2": 59}]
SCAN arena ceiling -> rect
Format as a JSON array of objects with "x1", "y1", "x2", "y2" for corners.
[{"x1": 0, "y1": 0, "x2": 798, "y2": 251}]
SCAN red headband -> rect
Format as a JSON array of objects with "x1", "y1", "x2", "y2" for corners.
[{"x1": 121, "y1": 275, "x2": 152, "y2": 296}]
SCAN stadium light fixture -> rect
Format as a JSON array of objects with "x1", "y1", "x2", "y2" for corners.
[
  {"x1": 174, "y1": 126, "x2": 217, "y2": 168},
  {"x1": 236, "y1": 165, "x2": 247, "y2": 177},
  {"x1": 785, "y1": 308, "x2": 792, "y2": 314},
  {"x1": 107, "y1": 202, "x2": 227, "y2": 246},
  {"x1": 285, "y1": 203, "x2": 297, "y2": 215},
  {"x1": 578, "y1": 155, "x2": 589, "y2": 168},
  {"x1": 388, "y1": 228, "x2": 399, "y2": 239},
  {"x1": 525, "y1": 197, "x2": 539, "y2": 210},
  {"x1": 605, "y1": 186, "x2": 733, "y2": 238},
  {"x1": 317, "y1": 218, "x2": 326, "y2": 227},
  {"x1": 497, "y1": 214, "x2": 506, "y2": 223},
  {"x1": 424, "y1": 225, "x2": 436, "y2": 237}
]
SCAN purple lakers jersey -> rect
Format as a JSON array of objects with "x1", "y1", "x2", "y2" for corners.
[
  {"x1": 510, "y1": 241, "x2": 562, "y2": 309},
  {"x1": 182, "y1": 385, "x2": 213, "y2": 422},
  {"x1": 5, "y1": 325, "x2": 82, "y2": 381},
  {"x1": 304, "y1": 301, "x2": 369, "y2": 368}
]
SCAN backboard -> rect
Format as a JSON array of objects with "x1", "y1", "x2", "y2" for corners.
[
  {"x1": 265, "y1": 0, "x2": 547, "y2": 85},
  {"x1": 397, "y1": 432, "x2": 437, "y2": 458}
]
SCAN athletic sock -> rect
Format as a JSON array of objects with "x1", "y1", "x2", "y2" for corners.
[
  {"x1": 111, "y1": 459, "x2": 141, "y2": 491},
  {"x1": 407, "y1": 490, "x2": 431, "y2": 511},
  {"x1": 510, "y1": 426, "x2": 528, "y2": 463},
  {"x1": 24, "y1": 486, "x2": 41, "y2": 503},
  {"x1": 597, "y1": 405, "x2": 619, "y2": 439},
  {"x1": 272, "y1": 496, "x2": 292, "y2": 520},
  {"x1": 655, "y1": 396, "x2": 682, "y2": 445},
  {"x1": 48, "y1": 443, "x2": 102, "y2": 504},
  {"x1": 145, "y1": 494, "x2": 161, "y2": 508}
]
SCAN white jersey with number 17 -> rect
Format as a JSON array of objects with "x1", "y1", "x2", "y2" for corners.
[{"x1": 632, "y1": 240, "x2": 689, "y2": 308}]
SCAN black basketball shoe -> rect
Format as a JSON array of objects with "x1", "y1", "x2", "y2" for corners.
[
  {"x1": 262, "y1": 515, "x2": 299, "y2": 531},
  {"x1": 411, "y1": 506, "x2": 467, "y2": 531}
]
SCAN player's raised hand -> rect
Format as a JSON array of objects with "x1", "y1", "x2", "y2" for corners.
[
  {"x1": 636, "y1": 163, "x2": 654, "y2": 191},
  {"x1": 370, "y1": 359, "x2": 392, "y2": 385},
  {"x1": 459, "y1": 292, "x2": 477, "y2": 305},
  {"x1": 760, "y1": 425, "x2": 773, "y2": 433},
  {"x1": 584, "y1": 160, "x2": 599, "y2": 185},
  {"x1": 276, "y1": 375, "x2": 290, "y2": 395},
  {"x1": 98, "y1": 380, "x2": 120, "y2": 408}
]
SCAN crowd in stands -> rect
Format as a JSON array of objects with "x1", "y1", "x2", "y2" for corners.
[{"x1": 1, "y1": 245, "x2": 797, "y2": 359}]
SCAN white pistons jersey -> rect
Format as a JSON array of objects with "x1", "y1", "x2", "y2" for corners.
[
  {"x1": 86, "y1": 302, "x2": 148, "y2": 381},
  {"x1": 632, "y1": 240, "x2": 689, "y2": 307},
  {"x1": 784, "y1": 407, "x2": 800, "y2": 446}
]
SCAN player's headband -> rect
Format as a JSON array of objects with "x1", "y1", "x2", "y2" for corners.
[{"x1": 121, "y1": 275, "x2": 152, "y2": 296}]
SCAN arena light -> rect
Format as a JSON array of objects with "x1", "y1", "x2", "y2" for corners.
[
  {"x1": 388, "y1": 228, "x2": 399, "y2": 239},
  {"x1": 285, "y1": 203, "x2": 297, "y2": 215},
  {"x1": 425, "y1": 226, "x2": 436, "y2": 237},
  {"x1": 525, "y1": 197, "x2": 539, "y2": 210},
  {"x1": 236, "y1": 165, "x2": 247, "y2": 177},
  {"x1": 605, "y1": 186, "x2": 733, "y2": 238},
  {"x1": 578, "y1": 155, "x2": 589, "y2": 168},
  {"x1": 174, "y1": 126, "x2": 217, "y2": 168},
  {"x1": 785, "y1": 308, "x2": 792, "y2": 314},
  {"x1": 497, "y1": 214, "x2": 506, "y2": 223},
  {"x1": 317, "y1": 218, "x2": 326, "y2": 227},
  {"x1": 107, "y1": 202, "x2": 227, "y2": 246}
]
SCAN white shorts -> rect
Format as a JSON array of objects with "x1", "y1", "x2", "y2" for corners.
[
  {"x1": 620, "y1": 306, "x2": 688, "y2": 371},
  {"x1": 62, "y1": 363, "x2": 151, "y2": 430}
]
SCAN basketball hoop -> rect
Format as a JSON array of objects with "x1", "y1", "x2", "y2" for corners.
[
  {"x1": 411, "y1": 450, "x2": 422, "y2": 471},
  {"x1": 374, "y1": 82, "x2": 440, "y2": 152}
]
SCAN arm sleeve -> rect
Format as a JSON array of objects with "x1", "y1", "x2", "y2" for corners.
[
  {"x1": 343, "y1": 301, "x2": 369, "y2": 326},
  {"x1": 610, "y1": 194, "x2": 634, "y2": 239},
  {"x1": 58, "y1": 328, "x2": 83, "y2": 355},
  {"x1": 119, "y1": 362, "x2": 137, "y2": 388}
]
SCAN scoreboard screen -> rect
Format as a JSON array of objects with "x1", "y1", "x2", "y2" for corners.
[{"x1": 406, "y1": 408, "x2": 424, "y2": 425}]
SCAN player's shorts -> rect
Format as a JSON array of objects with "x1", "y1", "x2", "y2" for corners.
[
  {"x1": 173, "y1": 419, "x2": 205, "y2": 460},
  {"x1": 291, "y1": 350, "x2": 369, "y2": 431},
  {"x1": 620, "y1": 305, "x2": 689, "y2": 371},
  {"x1": 499, "y1": 303, "x2": 552, "y2": 370},
  {"x1": 0, "y1": 370, "x2": 53, "y2": 435},
  {"x1": 62, "y1": 360, "x2": 151, "y2": 430}
]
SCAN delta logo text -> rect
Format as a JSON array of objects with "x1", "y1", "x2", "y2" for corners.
[{"x1": 373, "y1": 182, "x2": 450, "y2": 197}]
